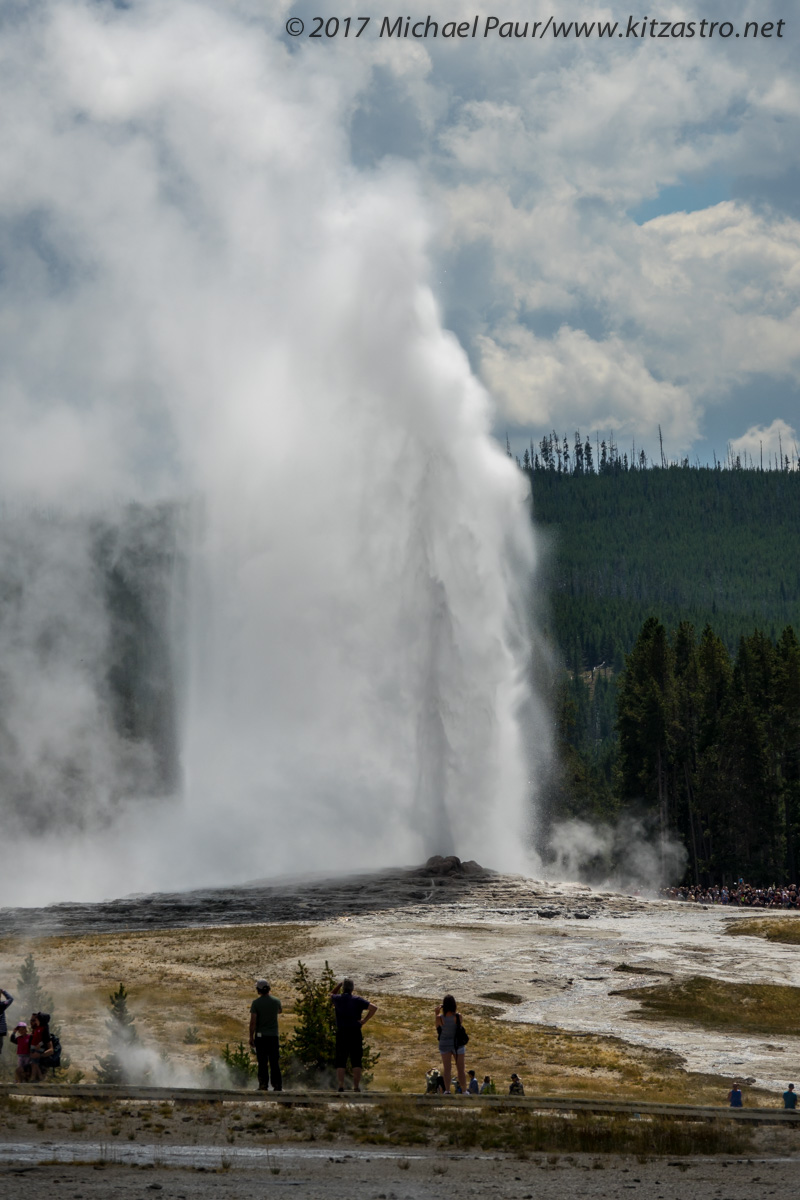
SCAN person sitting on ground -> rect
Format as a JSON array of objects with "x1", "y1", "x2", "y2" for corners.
[
  {"x1": 29, "y1": 1012, "x2": 54, "y2": 1082},
  {"x1": 728, "y1": 1081, "x2": 743, "y2": 1108},
  {"x1": 249, "y1": 980, "x2": 283, "y2": 1093},
  {"x1": 0, "y1": 987, "x2": 13, "y2": 1056},
  {"x1": 509, "y1": 1072, "x2": 525, "y2": 1096},
  {"x1": 784, "y1": 1083, "x2": 797, "y2": 1110},
  {"x1": 330, "y1": 978, "x2": 377, "y2": 1093},
  {"x1": 10, "y1": 1021, "x2": 32, "y2": 1082},
  {"x1": 425, "y1": 1067, "x2": 446, "y2": 1094},
  {"x1": 466, "y1": 1069, "x2": 480, "y2": 1095},
  {"x1": 480, "y1": 1074, "x2": 495, "y2": 1094}
]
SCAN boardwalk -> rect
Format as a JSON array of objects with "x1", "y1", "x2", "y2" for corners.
[{"x1": 2, "y1": 1082, "x2": 799, "y2": 1125}]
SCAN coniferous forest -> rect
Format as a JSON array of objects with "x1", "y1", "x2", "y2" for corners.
[{"x1": 524, "y1": 436, "x2": 800, "y2": 884}]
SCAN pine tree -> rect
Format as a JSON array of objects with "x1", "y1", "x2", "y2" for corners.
[
  {"x1": 16, "y1": 954, "x2": 55, "y2": 1018},
  {"x1": 672, "y1": 622, "x2": 702, "y2": 883},
  {"x1": 617, "y1": 617, "x2": 675, "y2": 832},
  {"x1": 96, "y1": 983, "x2": 138, "y2": 1084},
  {"x1": 774, "y1": 628, "x2": 800, "y2": 880}
]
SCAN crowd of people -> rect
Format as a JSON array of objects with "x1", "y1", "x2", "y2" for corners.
[
  {"x1": 660, "y1": 881, "x2": 800, "y2": 907},
  {"x1": 248, "y1": 978, "x2": 522, "y2": 1097},
  {"x1": 0, "y1": 989, "x2": 59, "y2": 1082}
]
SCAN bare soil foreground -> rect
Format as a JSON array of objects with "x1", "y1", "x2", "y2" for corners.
[
  {"x1": 2, "y1": 861, "x2": 800, "y2": 1196},
  {"x1": 2, "y1": 1147, "x2": 800, "y2": 1200},
  {"x1": 0, "y1": 1094, "x2": 798, "y2": 1200}
]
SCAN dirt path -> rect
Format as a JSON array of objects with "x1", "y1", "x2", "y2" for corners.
[{"x1": 2, "y1": 1146, "x2": 799, "y2": 1199}]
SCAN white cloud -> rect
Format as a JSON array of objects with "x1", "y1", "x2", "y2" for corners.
[
  {"x1": 439, "y1": 190, "x2": 800, "y2": 449},
  {"x1": 730, "y1": 418, "x2": 798, "y2": 465},
  {"x1": 478, "y1": 323, "x2": 699, "y2": 443},
  {"x1": 335, "y1": 0, "x2": 800, "y2": 453}
]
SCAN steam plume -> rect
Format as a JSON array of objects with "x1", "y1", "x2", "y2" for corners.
[{"x1": 0, "y1": 1, "x2": 539, "y2": 902}]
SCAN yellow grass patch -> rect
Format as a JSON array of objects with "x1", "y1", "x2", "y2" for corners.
[
  {"x1": 725, "y1": 916, "x2": 800, "y2": 945},
  {"x1": 614, "y1": 975, "x2": 800, "y2": 1039}
]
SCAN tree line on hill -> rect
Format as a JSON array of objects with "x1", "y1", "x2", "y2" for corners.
[
  {"x1": 525, "y1": 448, "x2": 800, "y2": 670},
  {"x1": 515, "y1": 427, "x2": 800, "y2": 476}
]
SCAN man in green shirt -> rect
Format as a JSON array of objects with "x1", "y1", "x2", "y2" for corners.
[{"x1": 249, "y1": 980, "x2": 282, "y2": 1092}]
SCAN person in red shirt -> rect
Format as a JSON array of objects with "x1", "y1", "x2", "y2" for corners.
[{"x1": 10, "y1": 1021, "x2": 32, "y2": 1081}]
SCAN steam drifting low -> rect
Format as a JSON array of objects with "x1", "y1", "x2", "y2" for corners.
[{"x1": 0, "y1": 1, "x2": 539, "y2": 902}]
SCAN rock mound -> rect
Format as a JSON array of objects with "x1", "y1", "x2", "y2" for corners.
[{"x1": 424, "y1": 855, "x2": 485, "y2": 876}]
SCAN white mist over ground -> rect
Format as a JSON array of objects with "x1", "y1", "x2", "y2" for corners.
[
  {"x1": 0, "y1": 1, "x2": 542, "y2": 903},
  {"x1": 545, "y1": 817, "x2": 689, "y2": 895}
]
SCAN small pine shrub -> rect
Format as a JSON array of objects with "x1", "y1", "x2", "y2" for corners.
[
  {"x1": 16, "y1": 953, "x2": 55, "y2": 1016},
  {"x1": 220, "y1": 1042, "x2": 258, "y2": 1087},
  {"x1": 96, "y1": 983, "x2": 138, "y2": 1084}
]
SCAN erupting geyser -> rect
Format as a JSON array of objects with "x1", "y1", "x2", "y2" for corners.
[{"x1": 0, "y1": 1, "x2": 540, "y2": 903}]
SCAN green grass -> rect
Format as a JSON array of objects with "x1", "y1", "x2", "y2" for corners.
[
  {"x1": 726, "y1": 917, "x2": 800, "y2": 946},
  {"x1": 268, "y1": 1099, "x2": 754, "y2": 1156},
  {"x1": 0, "y1": 1091, "x2": 758, "y2": 1157},
  {"x1": 614, "y1": 975, "x2": 800, "y2": 1038}
]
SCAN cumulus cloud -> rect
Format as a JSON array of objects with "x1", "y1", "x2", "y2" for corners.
[
  {"x1": 460, "y1": 200, "x2": 800, "y2": 448},
  {"x1": 326, "y1": 0, "x2": 800, "y2": 454},
  {"x1": 478, "y1": 324, "x2": 699, "y2": 444},
  {"x1": 730, "y1": 418, "x2": 799, "y2": 465}
]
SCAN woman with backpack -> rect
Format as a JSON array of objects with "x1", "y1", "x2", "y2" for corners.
[
  {"x1": 435, "y1": 994, "x2": 468, "y2": 1095},
  {"x1": 29, "y1": 1012, "x2": 55, "y2": 1081}
]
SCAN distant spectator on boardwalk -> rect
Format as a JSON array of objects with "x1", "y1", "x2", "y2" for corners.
[
  {"x1": 509, "y1": 1073, "x2": 525, "y2": 1096},
  {"x1": 330, "y1": 978, "x2": 377, "y2": 1093},
  {"x1": 249, "y1": 980, "x2": 282, "y2": 1092},
  {"x1": 480, "y1": 1075, "x2": 495, "y2": 1094},
  {"x1": 784, "y1": 1083, "x2": 797, "y2": 1109},
  {"x1": 0, "y1": 988, "x2": 13, "y2": 1055},
  {"x1": 425, "y1": 1067, "x2": 446, "y2": 1093},
  {"x1": 435, "y1": 994, "x2": 468, "y2": 1095},
  {"x1": 467, "y1": 1069, "x2": 480, "y2": 1094},
  {"x1": 728, "y1": 1082, "x2": 743, "y2": 1107}
]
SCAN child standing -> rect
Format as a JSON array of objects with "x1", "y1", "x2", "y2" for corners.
[{"x1": 10, "y1": 1021, "x2": 32, "y2": 1082}]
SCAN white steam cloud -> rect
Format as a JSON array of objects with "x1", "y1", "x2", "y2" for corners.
[
  {"x1": 547, "y1": 817, "x2": 688, "y2": 893},
  {"x1": 0, "y1": 2, "x2": 541, "y2": 902}
]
